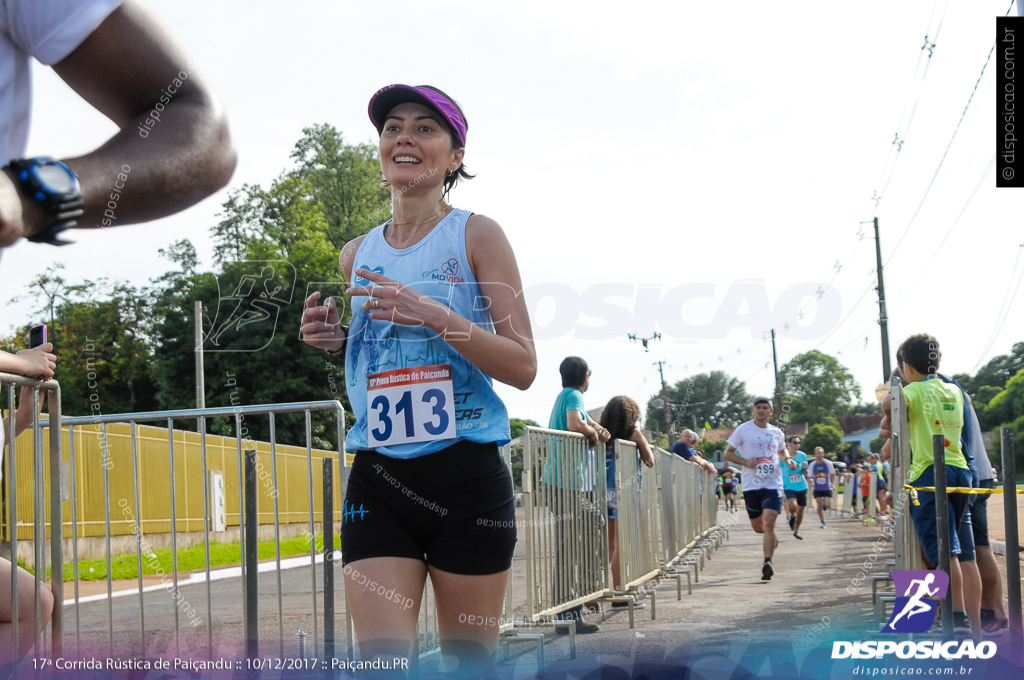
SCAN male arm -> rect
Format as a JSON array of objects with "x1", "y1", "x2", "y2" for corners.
[
  {"x1": 0, "y1": 0, "x2": 236, "y2": 246},
  {"x1": 566, "y1": 409, "x2": 599, "y2": 448},
  {"x1": 585, "y1": 414, "x2": 611, "y2": 443},
  {"x1": 692, "y1": 449, "x2": 716, "y2": 474}
]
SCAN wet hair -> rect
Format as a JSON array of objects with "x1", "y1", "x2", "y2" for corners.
[
  {"x1": 897, "y1": 333, "x2": 940, "y2": 376},
  {"x1": 559, "y1": 356, "x2": 589, "y2": 389},
  {"x1": 418, "y1": 85, "x2": 475, "y2": 199},
  {"x1": 599, "y1": 396, "x2": 642, "y2": 441}
]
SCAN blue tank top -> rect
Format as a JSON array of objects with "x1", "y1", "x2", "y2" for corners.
[{"x1": 345, "y1": 208, "x2": 511, "y2": 458}]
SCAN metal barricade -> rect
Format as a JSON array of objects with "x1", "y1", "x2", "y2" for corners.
[
  {"x1": 656, "y1": 449, "x2": 680, "y2": 564},
  {"x1": 612, "y1": 439, "x2": 660, "y2": 590},
  {"x1": 1, "y1": 372, "x2": 63, "y2": 665},
  {"x1": 890, "y1": 379, "x2": 923, "y2": 571},
  {"x1": 867, "y1": 469, "x2": 878, "y2": 519},
  {"x1": 521, "y1": 426, "x2": 610, "y2": 621},
  {"x1": 655, "y1": 448, "x2": 707, "y2": 568},
  {"x1": 702, "y1": 467, "x2": 718, "y2": 530},
  {"x1": 43, "y1": 401, "x2": 346, "y2": 661},
  {"x1": 840, "y1": 473, "x2": 855, "y2": 517}
]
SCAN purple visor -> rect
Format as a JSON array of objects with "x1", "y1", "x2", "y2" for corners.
[{"x1": 368, "y1": 84, "x2": 467, "y2": 147}]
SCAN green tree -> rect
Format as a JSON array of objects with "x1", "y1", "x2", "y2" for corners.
[
  {"x1": 695, "y1": 438, "x2": 728, "y2": 463},
  {"x1": 987, "y1": 368, "x2": 1024, "y2": 432},
  {"x1": 956, "y1": 342, "x2": 1024, "y2": 397},
  {"x1": 646, "y1": 371, "x2": 751, "y2": 433},
  {"x1": 211, "y1": 125, "x2": 388, "y2": 262},
  {"x1": 509, "y1": 418, "x2": 540, "y2": 440},
  {"x1": 801, "y1": 423, "x2": 843, "y2": 457},
  {"x1": 507, "y1": 418, "x2": 539, "y2": 490},
  {"x1": 869, "y1": 436, "x2": 886, "y2": 454},
  {"x1": 3, "y1": 277, "x2": 159, "y2": 417},
  {"x1": 148, "y1": 127, "x2": 390, "y2": 447},
  {"x1": 778, "y1": 351, "x2": 860, "y2": 425}
]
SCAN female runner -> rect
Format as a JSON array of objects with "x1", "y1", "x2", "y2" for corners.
[{"x1": 301, "y1": 84, "x2": 535, "y2": 677}]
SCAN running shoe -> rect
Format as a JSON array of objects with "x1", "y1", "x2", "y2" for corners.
[
  {"x1": 761, "y1": 560, "x2": 774, "y2": 581},
  {"x1": 611, "y1": 599, "x2": 646, "y2": 610},
  {"x1": 981, "y1": 609, "x2": 1009, "y2": 637},
  {"x1": 820, "y1": 522, "x2": 826, "y2": 529},
  {"x1": 953, "y1": 612, "x2": 972, "y2": 636},
  {"x1": 793, "y1": 531, "x2": 803, "y2": 540},
  {"x1": 788, "y1": 515, "x2": 795, "y2": 530}
]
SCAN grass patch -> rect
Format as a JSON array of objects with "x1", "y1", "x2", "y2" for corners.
[{"x1": 21, "y1": 533, "x2": 341, "y2": 582}]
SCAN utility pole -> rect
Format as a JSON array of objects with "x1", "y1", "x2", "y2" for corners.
[
  {"x1": 771, "y1": 329, "x2": 781, "y2": 415},
  {"x1": 872, "y1": 217, "x2": 892, "y2": 381},
  {"x1": 654, "y1": 360, "x2": 671, "y2": 437},
  {"x1": 195, "y1": 301, "x2": 206, "y2": 410}
]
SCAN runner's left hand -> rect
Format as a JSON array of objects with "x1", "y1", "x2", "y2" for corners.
[{"x1": 348, "y1": 268, "x2": 451, "y2": 329}]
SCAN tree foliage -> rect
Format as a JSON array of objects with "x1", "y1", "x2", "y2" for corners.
[
  {"x1": 646, "y1": 371, "x2": 751, "y2": 433},
  {"x1": 801, "y1": 423, "x2": 843, "y2": 457},
  {"x1": 778, "y1": 351, "x2": 860, "y2": 425},
  {"x1": 954, "y1": 342, "x2": 1024, "y2": 397},
  {"x1": 3, "y1": 125, "x2": 390, "y2": 447}
]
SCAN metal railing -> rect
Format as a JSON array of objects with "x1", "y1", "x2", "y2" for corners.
[
  {"x1": 2, "y1": 372, "x2": 63, "y2": 664},
  {"x1": 611, "y1": 439, "x2": 660, "y2": 591},
  {"x1": 890, "y1": 378, "x2": 923, "y2": 571},
  {"x1": 656, "y1": 448, "x2": 708, "y2": 568},
  {"x1": 41, "y1": 400, "x2": 346, "y2": 661},
  {"x1": 522, "y1": 426, "x2": 610, "y2": 621}
]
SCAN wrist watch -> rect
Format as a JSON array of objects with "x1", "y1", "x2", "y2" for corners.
[{"x1": 5, "y1": 157, "x2": 84, "y2": 246}]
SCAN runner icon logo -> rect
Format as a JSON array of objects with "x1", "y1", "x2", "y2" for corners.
[{"x1": 881, "y1": 569, "x2": 949, "y2": 634}]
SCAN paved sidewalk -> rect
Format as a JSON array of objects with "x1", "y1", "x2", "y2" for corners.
[{"x1": 490, "y1": 507, "x2": 901, "y2": 677}]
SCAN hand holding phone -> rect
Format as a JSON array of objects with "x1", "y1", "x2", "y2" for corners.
[
  {"x1": 29, "y1": 324, "x2": 47, "y2": 348},
  {"x1": 21, "y1": 324, "x2": 55, "y2": 379}
]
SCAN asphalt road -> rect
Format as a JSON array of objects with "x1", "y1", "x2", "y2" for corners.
[{"x1": 49, "y1": 504, "x2": 1020, "y2": 678}]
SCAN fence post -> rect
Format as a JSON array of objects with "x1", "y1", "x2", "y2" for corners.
[
  {"x1": 1001, "y1": 428, "x2": 1021, "y2": 640},
  {"x1": 244, "y1": 449, "x2": 258, "y2": 659},
  {"x1": 323, "y1": 457, "x2": 336, "y2": 664},
  {"x1": 932, "y1": 434, "x2": 952, "y2": 637}
]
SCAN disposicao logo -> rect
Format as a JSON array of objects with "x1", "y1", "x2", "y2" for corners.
[
  {"x1": 881, "y1": 569, "x2": 948, "y2": 634},
  {"x1": 830, "y1": 568, "x2": 997, "y2": 661}
]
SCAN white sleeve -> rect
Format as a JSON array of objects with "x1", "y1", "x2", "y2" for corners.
[{"x1": 0, "y1": 0, "x2": 123, "y2": 65}]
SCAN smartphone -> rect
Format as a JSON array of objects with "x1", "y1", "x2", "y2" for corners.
[{"x1": 29, "y1": 324, "x2": 47, "y2": 349}]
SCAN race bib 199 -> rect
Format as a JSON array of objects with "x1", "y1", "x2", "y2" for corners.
[
  {"x1": 755, "y1": 456, "x2": 774, "y2": 477},
  {"x1": 367, "y1": 364, "x2": 457, "y2": 447}
]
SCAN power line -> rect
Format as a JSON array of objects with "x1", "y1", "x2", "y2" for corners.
[
  {"x1": 871, "y1": 0, "x2": 950, "y2": 212},
  {"x1": 972, "y1": 245, "x2": 1024, "y2": 371},
  {"x1": 887, "y1": 153, "x2": 995, "y2": 317},
  {"x1": 884, "y1": 1, "x2": 1015, "y2": 268}
]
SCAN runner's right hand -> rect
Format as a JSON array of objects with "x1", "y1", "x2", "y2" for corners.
[
  {"x1": 15, "y1": 345, "x2": 55, "y2": 379},
  {"x1": 300, "y1": 291, "x2": 345, "y2": 351}
]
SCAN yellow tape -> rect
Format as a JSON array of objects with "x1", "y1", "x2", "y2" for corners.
[{"x1": 902, "y1": 485, "x2": 1024, "y2": 494}]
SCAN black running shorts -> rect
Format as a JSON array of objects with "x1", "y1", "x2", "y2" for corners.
[
  {"x1": 744, "y1": 488, "x2": 783, "y2": 520},
  {"x1": 341, "y1": 439, "x2": 517, "y2": 575},
  {"x1": 784, "y1": 489, "x2": 807, "y2": 506},
  {"x1": 971, "y1": 479, "x2": 994, "y2": 549}
]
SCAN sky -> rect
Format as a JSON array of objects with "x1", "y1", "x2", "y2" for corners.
[{"x1": 1, "y1": 0, "x2": 1021, "y2": 430}]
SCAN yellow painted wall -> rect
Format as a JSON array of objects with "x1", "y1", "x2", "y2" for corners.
[{"x1": 4, "y1": 423, "x2": 353, "y2": 540}]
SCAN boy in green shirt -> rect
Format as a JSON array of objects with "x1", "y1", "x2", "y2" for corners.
[{"x1": 899, "y1": 334, "x2": 981, "y2": 637}]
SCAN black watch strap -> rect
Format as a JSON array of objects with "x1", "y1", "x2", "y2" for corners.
[
  {"x1": 326, "y1": 326, "x2": 349, "y2": 356},
  {"x1": 6, "y1": 157, "x2": 84, "y2": 246}
]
